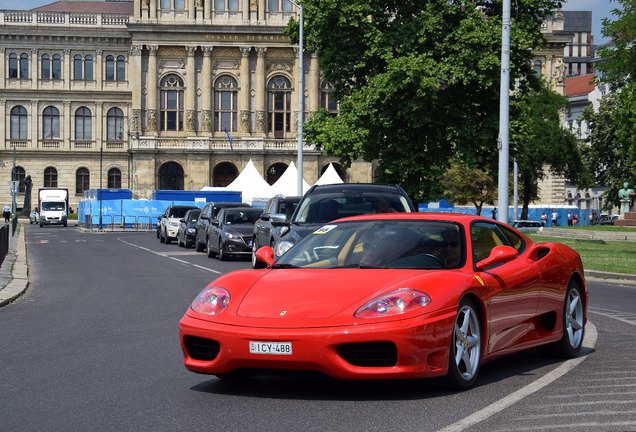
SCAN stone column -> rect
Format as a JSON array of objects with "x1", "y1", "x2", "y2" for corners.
[
  {"x1": 63, "y1": 100, "x2": 71, "y2": 148},
  {"x1": 30, "y1": 100, "x2": 38, "y2": 146},
  {"x1": 95, "y1": 49, "x2": 103, "y2": 91},
  {"x1": 149, "y1": 0, "x2": 157, "y2": 20},
  {"x1": 95, "y1": 101, "x2": 103, "y2": 149},
  {"x1": 146, "y1": 45, "x2": 158, "y2": 134},
  {"x1": 185, "y1": 45, "x2": 197, "y2": 133},
  {"x1": 134, "y1": 0, "x2": 141, "y2": 20},
  {"x1": 64, "y1": 49, "x2": 71, "y2": 90},
  {"x1": 188, "y1": 0, "x2": 195, "y2": 20},
  {"x1": 238, "y1": 46, "x2": 251, "y2": 134},
  {"x1": 129, "y1": 45, "x2": 143, "y2": 134},
  {"x1": 258, "y1": 0, "x2": 265, "y2": 22},
  {"x1": 254, "y1": 47, "x2": 266, "y2": 135},
  {"x1": 309, "y1": 53, "x2": 320, "y2": 113},
  {"x1": 200, "y1": 46, "x2": 213, "y2": 133},
  {"x1": 0, "y1": 48, "x2": 5, "y2": 83},
  {"x1": 242, "y1": 0, "x2": 249, "y2": 21},
  {"x1": 31, "y1": 48, "x2": 38, "y2": 90}
]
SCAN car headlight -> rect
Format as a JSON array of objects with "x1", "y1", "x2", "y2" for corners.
[
  {"x1": 169, "y1": 220, "x2": 179, "y2": 227},
  {"x1": 275, "y1": 240, "x2": 295, "y2": 257},
  {"x1": 354, "y1": 289, "x2": 431, "y2": 319},
  {"x1": 62, "y1": 211, "x2": 67, "y2": 217},
  {"x1": 191, "y1": 286, "x2": 230, "y2": 316},
  {"x1": 226, "y1": 232, "x2": 240, "y2": 240},
  {"x1": 187, "y1": 228, "x2": 196, "y2": 234}
]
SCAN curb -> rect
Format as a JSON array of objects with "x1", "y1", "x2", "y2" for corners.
[{"x1": 0, "y1": 221, "x2": 29, "y2": 307}]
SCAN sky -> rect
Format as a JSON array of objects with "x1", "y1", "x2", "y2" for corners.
[{"x1": 0, "y1": 0, "x2": 623, "y2": 44}]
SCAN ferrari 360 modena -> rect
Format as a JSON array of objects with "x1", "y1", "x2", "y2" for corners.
[{"x1": 179, "y1": 213, "x2": 587, "y2": 389}]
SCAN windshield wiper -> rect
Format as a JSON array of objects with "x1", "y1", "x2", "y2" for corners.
[{"x1": 271, "y1": 263, "x2": 300, "y2": 269}]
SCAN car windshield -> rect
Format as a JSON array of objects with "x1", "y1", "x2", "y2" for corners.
[
  {"x1": 293, "y1": 193, "x2": 412, "y2": 224},
  {"x1": 224, "y1": 209, "x2": 262, "y2": 225},
  {"x1": 170, "y1": 207, "x2": 195, "y2": 218},
  {"x1": 273, "y1": 220, "x2": 464, "y2": 270},
  {"x1": 188, "y1": 211, "x2": 200, "y2": 222},
  {"x1": 42, "y1": 202, "x2": 65, "y2": 211}
]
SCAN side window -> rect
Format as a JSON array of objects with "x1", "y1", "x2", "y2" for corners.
[
  {"x1": 496, "y1": 225, "x2": 525, "y2": 253},
  {"x1": 470, "y1": 222, "x2": 505, "y2": 263}
]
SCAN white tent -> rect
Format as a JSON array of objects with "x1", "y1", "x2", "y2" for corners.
[
  {"x1": 201, "y1": 159, "x2": 273, "y2": 204},
  {"x1": 270, "y1": 161, "x2": 311, "y2": 196},
  {"x1": 314, "y1": 163, "x2": 344, "y2": 185}
]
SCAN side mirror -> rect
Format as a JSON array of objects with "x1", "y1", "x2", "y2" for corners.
[
  {"x1": 270, "y1": 213, "x2": 290, "y2": 227},
  {"x1": 254, "y1": 246, "x2": 276, "y2": 269},
  {"x1": 200, "y1": 214, "x2": 209, "y2": 220},
  {"x1": 179, "y1": 218, "x2": 185, "y2": 223},
  {"x1": 211, "y1": 220, "x2": 219, "y2": 227},
  {"x1": 260, "y1": 213, "x2": 271, "y2": 221},
  {"x1": 476, "y1": 245, "x2": 518, "y2": 270}
]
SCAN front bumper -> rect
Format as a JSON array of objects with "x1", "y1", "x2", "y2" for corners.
[
  {"x1": 222, "y1": 237, "x2": 253, "y2": 256},
  {"x1": 179, "y1": 309, "x2": 455, "y2": 380}
]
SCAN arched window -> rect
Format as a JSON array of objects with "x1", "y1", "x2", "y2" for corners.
[
  {"x1": 9, "y1": 53, "x2": 18, "y2": 78},
  {"x1": 84, "y1": 55, "x2": 93, "y2": 80},
  {"x1": 116, "y1": 55, "x2": 126, "y2": 81},
  {"x1": 14, "y1": 167, "x2": 26, "y2": 193},
  {"x1": 42, "y1": 54, "x2": 51, "y2": 79},
  {"x1": 20, "y1": 53, "x2": 29, "y2": 78},
  {"x1": 108, "y1": 168, "x2": 122, "y2": 189},
  {"x1": 52, "y1": 54, "x2": 62, "y2": 79},
  {"x1": 159, "y1": 162, "x2": 184, "y2": 190},
  {"x1": 10, "y1": 106, "x2": 28, "y2": 140},
  {"x1": 214, "y1": 0, "x2": 240, "y2": 11},
  {"x1": 43, "y1": 106, "x2": 60, "y2": 140},
  {"x1": 267, "y1": 76, "x2": 292, "y2": 137},
  {"x1": 76, "y1": 167, "x2": 90, "y2": 194},
  {"x1": 320, "y1": 81, "x2": 338, "y2": 117},
  {"x1": 160, "y1": 74, "x2": 184, "y2": 132},
  {"x1": 212, "y1": 162, "x2": 238, "y2": 187},
  {"x1": 268, "y1": 0, "x2": 293, "y2": 12},
  {"x1": 107, "y1": 107, "x2": 124, "y2": 141},
  {"x1": 105, "y1": 55, "x2": 115, "y2": 80},
  {"x1": 266, "y1": 162, "x2": 288, "y2": 185},
  {"x1": 75, "y1": 107, "x2": 92, "y2": 140},
  {"x1": 74, "y1": 54, "x2": 83, "y2": 80},
  {"x1": 214, "y1": 75, "x2": 238, "y2": 133},
  {"x1": 44, "y1": 167, "x2": 58, "y2": 188}
]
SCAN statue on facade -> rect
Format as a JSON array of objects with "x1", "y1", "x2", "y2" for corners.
[
  {"x1": 618, "y1": 181, "x2": 635, "y2": 214},
  {"x1": 21, "y1": 175, "x2": 33, "y2": 215}
]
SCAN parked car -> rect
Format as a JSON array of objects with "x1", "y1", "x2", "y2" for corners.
[
  {"x1": 29, "y1": 210, "x2": 40, "y2": 224},
  {"x1": 195, "y1": 202, "x2": 250, "y2": 253},
  {"x1": 599, "y1": 214, "x2": 619, "y2": 225},
  {"x1": 271, "y1": 183, "x2": 416, "y2": 259},
  {"x1": 510, "y1": 220, "x2": 542, "y2": 233},
  {"x1": 180, "y1": 213, "x2": 587, "y2": 389},
  {"x1": 158, "y1": 205, "x2": 200, "y2": 244},
  {"x1": 205, "y1": 207, "x2": 263, "y2": 260},
  {"x1": 251, "y1": 195, "x2": 301, "y2": 267},
  {"x1": 177, "y1": 209, "x2": 201, "y2": 248}
]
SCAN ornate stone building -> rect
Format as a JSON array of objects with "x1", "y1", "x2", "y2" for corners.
[{"x1": 1, "y1": 0, "x2": 369, "y2": 211}]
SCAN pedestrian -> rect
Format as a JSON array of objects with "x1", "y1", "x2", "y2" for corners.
[
  {"x1": 541, "y1": 212, "x2": 548, "y2": 227},
  {"x1": 567, "y1": 211, "x2": 573, "y2": 226},
  {"x1": 551, "y1": 210, "x2": 558, "y2": 227},
  {"x1": 572, "y1": 213, "x2": 578, "y2": 226},
  {"x1": 491, "y1": 208, "x2": 497, "y2": 220},
  {"x1": 3, "y1": 203, "x2": 11, "y2": 223}
]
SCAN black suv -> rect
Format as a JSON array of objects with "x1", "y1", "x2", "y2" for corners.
[
  {"x1": 251, "y1": 195, "x2": 301, "y2": 267},
  {"x1": 270, "y1": 184, "x2": 415, "y2": 259},
  {"x1": 195, "y1": 201, "x2": 250, "y2": 252}
]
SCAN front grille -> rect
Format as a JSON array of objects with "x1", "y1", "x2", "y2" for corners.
[
  {"x1": 336, "y1": 341, "x2": 398, "y2": 367},
  {"x1": 184, "y1": 336, "x2": 220, "y2": 361}
]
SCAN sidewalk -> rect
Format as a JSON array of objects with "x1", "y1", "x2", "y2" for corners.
[{"x1": 0, "y1": 221, "x2": 635, "y2": 308}]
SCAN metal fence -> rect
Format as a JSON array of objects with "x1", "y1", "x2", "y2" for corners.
[
  {"x1": 0, "y1": 223, "x2": 8, "y2": 268},
  {"x1": 79, "y1": 215, "x2": 156, "y2": 232}
]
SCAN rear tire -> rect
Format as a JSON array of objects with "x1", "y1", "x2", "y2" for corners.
[
  {"x1": 445, "y1": 298, "x2": 481, "y2": 390},
  {"x1": 541, "y1": 280, "x2": 585, "y2": 358},
  {"x1": 196, "y1": 240, "x2": 204, "y2": 252}
]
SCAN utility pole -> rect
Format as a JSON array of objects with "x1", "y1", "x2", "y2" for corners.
[{"x1": 497, "y1": 0, "x2": 511, "y2": 223}]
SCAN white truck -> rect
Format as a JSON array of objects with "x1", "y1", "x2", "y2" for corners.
[{"x1": 38, "y1": 188, "x2": 69, "y2": 227}]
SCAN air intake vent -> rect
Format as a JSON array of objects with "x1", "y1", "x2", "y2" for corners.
[
  {"x1": 336, "y1": 341, "x2": 398, "y2": 367},
  {"x1": 184, "y1": 336, "x2": 220, "y2": 361}
]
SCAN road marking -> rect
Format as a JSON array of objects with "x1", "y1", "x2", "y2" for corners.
[
  {"x1": 192, "y1": 264, "x2": 221, "y2": 274},
  {"x1": 118, "y1": 239, "x2": 222, "y2": 274},
  {"x1": 436, "y1": 321, "x2": 598, "y2": 432},
  {"x1": 589, "y1": 307, "x2": 636, "y2": 326}
]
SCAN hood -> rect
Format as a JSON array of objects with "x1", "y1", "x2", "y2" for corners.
[
  {"x1": 281, "y1": 223, "x2": 323, "y2": 243},
  {"x1": 236, "y1": 269, "x2": 427, "y2": 319},
  {"x1": 223, "y1": 224, "x2": 255, "y2": 236}
]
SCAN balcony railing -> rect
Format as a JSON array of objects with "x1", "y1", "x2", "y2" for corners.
[
  {"x1": 132, "y1": 137, "x2": 314, "y2": 151},
  {"x1": 0, "y1": 10, "x2": 129, "y2": 28}
]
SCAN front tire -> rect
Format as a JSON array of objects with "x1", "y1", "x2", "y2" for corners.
[
  {"x1": 251, "y1": 241, "x2": 259, "y2": 268},
  {"x1": 207, "y1": 238, "x2": 215, "y2": 258},
  {"x1": 218, "y1": 240, "x2": 227, "y2": 261},
  {"x1": 445, "y1": 298, "x2": 481, "y2": 390}
]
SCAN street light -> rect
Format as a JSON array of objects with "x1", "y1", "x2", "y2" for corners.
[
  {"x1": 287, "y1": 0, "x2": 304, "y2": 196},
  {"x1": 497, "y1": 0, "x2": 511, "y2": 223}
]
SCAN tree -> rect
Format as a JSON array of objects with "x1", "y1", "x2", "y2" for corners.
[
  {"x1": 296, "y1": 0, "x2": 562, "y2": 203},
  {"x1": 509, "y1": 81, "x2": 583, "y2": 219},
  {"x1": 441, "y1": 158, "x2": 497, "y2": 215},
  {"x1": 584, "y1": 0, "x2": 636, "y2": 206}
]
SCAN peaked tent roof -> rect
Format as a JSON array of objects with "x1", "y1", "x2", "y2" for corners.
[
  {"x1": 201, "y1": 159, "x2": 273, "y2": 204},
  {"x1": 270, "y1": 161, "x2": 311, "y2": 196},
  {"x1": 314, "y1": 163, "x2": 344, "y2": 185}
]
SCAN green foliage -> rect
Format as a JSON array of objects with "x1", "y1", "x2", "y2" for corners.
[
  {"x1": 296, "y1": 0, "x2": 562, "y2": 203},
  {"x1": 441, "y1": 159, "x2": 496, "y2": 215}
]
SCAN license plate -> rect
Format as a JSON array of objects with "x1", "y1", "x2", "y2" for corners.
[{"x1": 249, "y1": 341, "x2": 292, "y2": 355}]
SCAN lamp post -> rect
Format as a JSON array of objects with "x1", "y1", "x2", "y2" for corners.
[
  {"x1": 12, "y1": 141, "x2": 17, "y2": 216},
  {"x1": 287, "y1": 0, "x2": 304, "y2": 196},
  {"x1": 99, "y1": 142, "x2": 103, "y2": 230},
  {"x1": 497, "y1": 0, "x2": 511, "y2": 223}
]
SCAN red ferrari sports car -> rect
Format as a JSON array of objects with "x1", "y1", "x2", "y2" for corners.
[{"x1": 179, "y1": 213, "x2": 587, "y2": 389}]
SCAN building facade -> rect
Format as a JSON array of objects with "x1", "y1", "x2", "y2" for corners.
[{"x1": 1, "y1": 0, "x2": 369, "y2": 211}]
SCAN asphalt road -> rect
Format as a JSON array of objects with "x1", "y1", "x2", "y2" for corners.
[{"x1": 0, "y1": 225, "x2": 634, "y2": 432}]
